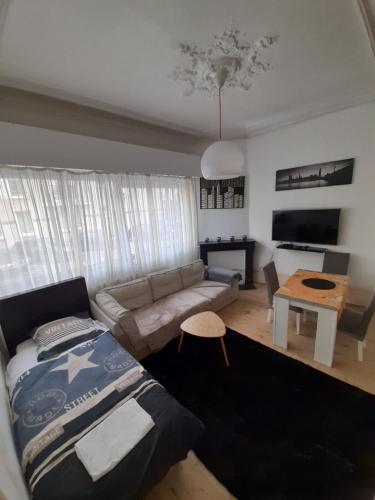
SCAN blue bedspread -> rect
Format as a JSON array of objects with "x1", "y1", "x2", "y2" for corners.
[
  {"x1": 12, "y1": 331, "x2": 155, "y2": 493},
  {"x1": 11, "y1": 330, "x2": 204, "y2": 500}
]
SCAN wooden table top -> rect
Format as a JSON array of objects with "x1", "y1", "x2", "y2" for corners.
[
  {"x1": 180, "y1": 311, "x2": 226, "y2": 338},
  {"x1": 275, "y1": 269, "x2": 350, "y2": 312}
]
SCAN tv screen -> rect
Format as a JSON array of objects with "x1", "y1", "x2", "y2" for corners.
[{"x1": 272, "y1": 209, "x2": 341, "y2": 245}]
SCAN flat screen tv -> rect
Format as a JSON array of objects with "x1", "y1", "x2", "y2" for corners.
[{"x1": 272, "y1": 209, "x2": 341, "y2": 245}]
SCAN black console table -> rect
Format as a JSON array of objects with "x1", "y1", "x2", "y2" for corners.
[{"x1": 199, "y1": 239, "x2": 256, "y2": 289}]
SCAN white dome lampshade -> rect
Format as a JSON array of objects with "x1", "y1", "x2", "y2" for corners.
[{"x1": 201, "y1": 140, "x2": 244, "y2": 180}]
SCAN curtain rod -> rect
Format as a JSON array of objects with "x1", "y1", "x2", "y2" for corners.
[{"x1": 0, "y1": 164, "x2": 200, "y2": 179}]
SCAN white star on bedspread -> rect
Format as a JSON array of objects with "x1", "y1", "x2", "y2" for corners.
[{"x1": 50, "y1": 351, "x2": 99, "y2": 384}]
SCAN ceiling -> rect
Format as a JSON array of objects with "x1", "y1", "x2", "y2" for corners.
[{"x1": 0, "y1": 0, "x2": 375, "y2": 138}]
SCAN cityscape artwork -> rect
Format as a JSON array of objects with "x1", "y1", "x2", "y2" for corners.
[
  {"x1": 200, "y1": 176, "x2": 245, "y2": 209},
  {"x1": 275, "y1": 158, "x2": 354, "y2": 191}
]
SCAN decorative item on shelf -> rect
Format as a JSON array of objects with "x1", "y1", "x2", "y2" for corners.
[
  {"x1": 216, "y1": 236, "x2": 222, "y2": 242},
  {"x1": 230, "y1": 236, "x2": 235, "y2": 242},
  {"x1": 204, "y1": 237, "x2": 210, "y2": 243},
  {"x1": 242, "y1": 235, "x2": 248, "y2": 241},
  {"x1": 275, "y1": 158, "x2": 354, "y2": 192},
  {"x1": 200, "y1": 176, "x2": 245, "y2": 209},
  {"x1": 171, "y1": 22, "x2": 277, "y2": 180}
]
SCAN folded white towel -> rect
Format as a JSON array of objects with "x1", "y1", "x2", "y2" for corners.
[{"x1": 75, "y1": 398, "x2": 154, "y2": 481}]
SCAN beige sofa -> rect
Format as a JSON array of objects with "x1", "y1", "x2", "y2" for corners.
[{"x1": 90, "y1": 260, "x2": 241, "y2": 359}]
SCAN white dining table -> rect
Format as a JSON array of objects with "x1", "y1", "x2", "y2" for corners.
[{"x1": 272, "y1": 269, "x2": 349, "y2": 367}]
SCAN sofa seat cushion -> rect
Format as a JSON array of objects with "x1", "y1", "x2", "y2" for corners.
[
  {"x1": 190, "y1": 280, "x2": 229, "y2": 299},
  {"x1": 133, "y1": 289, "x2": 210, "y2": 351},
  {"x1": 190, "y1": 280, "x2": 236, "y2": 311},
  {"x1": 179, "y1": 260, "x2": 204, "y2": 288},
  {"x1": 103, "y1": 277, "x2": 153, "y2": 310},
  {"x1": 148, "y1": 267, "x2": 183, "y2": 301}
]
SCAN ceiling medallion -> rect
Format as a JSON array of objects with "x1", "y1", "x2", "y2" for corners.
[
  {"x1": 171, "y1": 22, "x2": 277, "y2": 96},
  {"x1": 171, "y1": 22, "x2": 277, "y2": 180}
]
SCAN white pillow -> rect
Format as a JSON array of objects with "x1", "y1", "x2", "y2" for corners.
[
  {"x1": 6, "y1": 340, "x2": 38, "y2": 396},
  {"x1": 0, "y1": 352, "x2": 30, "y2": 500},
  {"x1": 16, "y1": 338, "x2": 36, "y2": 354}
]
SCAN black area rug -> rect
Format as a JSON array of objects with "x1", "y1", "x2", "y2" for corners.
[{"x1": 143, "y1": 330, "x2": 375, "y2": 500}]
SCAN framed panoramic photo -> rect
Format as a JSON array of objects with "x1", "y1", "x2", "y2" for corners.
[
  {"x1": 275, "y1": 158, "x2": 354, "y2": 192},
  {"x1": 200, "y1": 176, "x2": 245, "y2": 209}
]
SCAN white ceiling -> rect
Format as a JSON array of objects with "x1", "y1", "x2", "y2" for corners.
[{"x1": 0, "y1": 0, "x2": 375, "y2": 138}]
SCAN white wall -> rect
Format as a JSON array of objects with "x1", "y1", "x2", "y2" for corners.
[
  {"x1": 0, "y1": 122, "x2": 201, "y2": 176},
  {"x1": 246, "y1": 102, "x2": 375, "y2": 304}
]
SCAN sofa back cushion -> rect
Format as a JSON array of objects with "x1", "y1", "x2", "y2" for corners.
[
  {"x1": 179, "y1": 260, "x2": 204, "y2": 288},
  {"x1": 148, "y1": 268, "x2": 183, "y2": 301},
  {"x1": 103, "y1": 278, "x2": 153, "y2": 310}
]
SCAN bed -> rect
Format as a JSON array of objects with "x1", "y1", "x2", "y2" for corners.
[{"x1": 0, "y1": 277, "x2": 204, "y2": 500}]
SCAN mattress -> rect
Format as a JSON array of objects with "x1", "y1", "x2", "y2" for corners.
[{"x1": 0, "y1": 352, "x2": 29, "y2": 500}]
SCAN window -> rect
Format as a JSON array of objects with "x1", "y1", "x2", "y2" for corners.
[
  {"x1": 0, "y1": 166, "x2": 197, "y2": 296},
  {"x1": 7, "y1": 179, "x2": 24, "y2": 198},
  {"x1": 15, "y1": 210, "x2": 34, "y2": 236}
]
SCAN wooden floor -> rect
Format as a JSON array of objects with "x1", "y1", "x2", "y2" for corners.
[
  {"x1": 146, "y1": 451, "x2": 235, "y2": 500},
  {"x1": 219, "y1": 284, "x2": 375, "y2": 396},
  {"x1": 146, "y1": 284, "x2": 375, "y2": 500}
]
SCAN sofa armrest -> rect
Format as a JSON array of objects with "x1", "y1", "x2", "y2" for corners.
[
  {"x1": 206, "y1": 266, "x2": 242, "y2": 286},
  {"x1": 95, "y1": 292, "x2": 140, "y2": 346},
  {"x1": 90, "y1": 300, "x2": 123, "y2": 338}
]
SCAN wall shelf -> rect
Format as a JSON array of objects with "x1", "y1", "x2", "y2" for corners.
[{"x1": 276, "y1": 243, "x2": 327, "y2": 254}]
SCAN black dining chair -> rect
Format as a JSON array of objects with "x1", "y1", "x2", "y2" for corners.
[
  {"x1": 338, "y1": 291, "x2": 375, "y2": 361},
  {"x1": 263, "y1": 261, "x2": 304, "y2": 334},
  {"x1": 322, "y1": 252, "x2": 350, "y2": 275}
]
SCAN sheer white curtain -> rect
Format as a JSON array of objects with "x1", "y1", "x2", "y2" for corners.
[{"x1": 0, "y1": 165, "x2": 198, "y2": 296}]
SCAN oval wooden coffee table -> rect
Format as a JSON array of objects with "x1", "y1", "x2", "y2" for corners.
[{"x1": 178, "y1": 311, "x2": 230, "y2": 367}]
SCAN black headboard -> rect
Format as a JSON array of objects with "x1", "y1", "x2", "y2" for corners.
[{"x1": 0, "y1": 277, "x2": 91, "y2": 357}]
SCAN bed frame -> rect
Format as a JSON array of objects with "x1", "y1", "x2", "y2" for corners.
[{"x1": 0, "y1": 277, "x2": 91, "y2": 357}]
